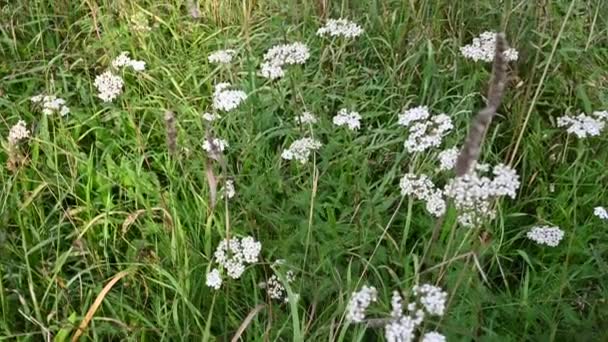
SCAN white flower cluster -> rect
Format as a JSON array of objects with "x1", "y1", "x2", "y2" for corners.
[
  {"x1": 281, "y1": 137, "x2": 322, "y2": 164},
  {"x1": 206, "y1": 236, "x2": 262, "y2": 290},
  {"x1": 444, "y1": 163, "x2": 520, "y2": 227},
  {"x1": 398, "y1": 106, "x2": 453, "y2": 153},
  {"x1": 412, "y1": 284, "x2": 448, "y2": 316},
  {"x1": 557, "y1": 111, "x2": 608, "y2": 138},
  {"x1": 202, "y1": 112, "x2": 221, "y2": 122},
  {"x1": 208, "y1": 49, "x2": 237, "y2": 64},
  {"x1": 94, "y1": 70, "x2": 124, "y2": 102},
  {"x1": 112, "y1": 51, "x2": 146, "y2": 71},
  {"x1": 31, "y1": 94, "x2": 70, "y2": 116},
  {"x1": 460, "y1": 31, "x2": 519, "y2": 62},
  {"x1": 345, "y1": 285, "x2": 377, "y2": 322},
  {"x1": 399, "y1": 173, "x2": 446, "y2": 217},
  {"x1": 333, "y1": 108, "x2": 361, "y2": 130},
  {"x1": 212, "y1": 82, "x2": 247, "y2": 112},
  {"x1": 438, "y1": 147, "x2": 459, "y2": 171},
  {"x1": 222, "y1": 179, "x2": 235, "y2": 199},
  {"x1": 202, "y1": 137, "x2": 228, "y2": 159},
  {"x1": 316, "y1": 18, "x2": 364, "y2": 38},
  {"x1": 594, "y1": 206, "x2": 608, "y2": 220},
  {"x1": 260, "y1": 42, "x2": 310, "y2": 80},
  {"x1": 421, "y1": 332, "x2": 447, "y2": 342},
  {"x1": 526, "y1": 225, "x2": 564, "y2": 247},
  {"x1": 295, "y1": 111, "x2": 317, "y2": 125},
  {"x1": 8, "y1": 120, "x2": 30, "y2": 145},
  {"x1": 264, "y1": 270, "x2": 296, "y2": 303}
]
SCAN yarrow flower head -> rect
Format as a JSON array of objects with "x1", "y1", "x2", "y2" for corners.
[
  {"x1": 205, "y1": 268, "x2": 222, "y2": 290},
  {"x1": 403, "y1": 113, "x2": 453, "y2": 153},
  {"x1": 8, "y1": 120, "x2": 30, "y2": 145},
  {"x1": 346, "y1": 285, "x2": 377, "y2": 322},
  {"x1": 263, "y1": 270, "x2": 296, "y2": 303},
  {"x1": 444, "y1": 163, "x2": 520, "y2": 227},
  {"x1": 260, "y1": 42, "x2": 310, "y2": 80},
  {"x1": 94, "y1": 70, "x2": 124, "y2": 102},
  {"x1": 295, "y1": 111, "x2": 317, "y2": 125},
  {"x1": 412, "y1": 284, "x2": 448, "y2": 316},
  {"x1": 398, "y1": 106, "x2": 430, "y2": 127},
  {"x1": 526, "y1": 225, "x2": 564, "y2": 247},
  {"x1": 208, "y1": 49, "x2": 236, "y2": 64},
  {"x1": 281, "y1": 137, "x2": 322, "y2": 164},
  {"x1": 594, "y1": 206, "x2": 608, "y2": 220},
  {"x1": 421, "y1": 332, "x2": 447, "y2": 342},
  {"x1": 212, "y1": 82, "x2": 247, "y2": 112},
  {"x1": 202, "y1": 112, "x2": 221, "y2": 122},
  {"x1": 31, "y1": 94, "x2": 70, "y2": 116},
  {"x1": 208, "y1": 235, "x2": 261, "y2": 289},
  {"x1": 222, "y1": 179, "x2": 235, "y2": 199},
  {"x1": 112, "y1": 52, "x2": 146, "y2": 71},
  {"x1": 399, "y1": 173, "x2": 446, "y2": 217},
  {"x1": 202, "y1": 137, "x2": 228, "y2": 160},
  {"x1": 317, "y1": 18, "x2": 364, "y2": 38},
  {"x1": 557, "y1": 111, "x2": 608, "y2": 138},
  {"x1": 333, "y1": 108, "x2": 361, "y2": 130},
  {"x1": 438, "y1": 147, "x2": 459, "y2": 171},
  {"x1": 460, "y1": 31, "x2": 519, "y2": 62}
]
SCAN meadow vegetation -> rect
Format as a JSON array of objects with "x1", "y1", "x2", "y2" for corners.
[{"x1": 1, "y1": 0, "x2": 607, "y2": 340}]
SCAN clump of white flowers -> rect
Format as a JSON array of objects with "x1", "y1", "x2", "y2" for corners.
[
  {"x1": 557, "y1": 111, "x2": 608, "y2": 138},
  {"x1": 444, "y1": 163, "x2": 520, "y2": 227},
  {"x1": 526, "y1": 225, "x2": 564, "y2": 247},
  {"x1": 399, "y1": 173, "x2": 446, "y2": 217},
  {"x1": 398, "y1": 106, "x2": 453, "y2": 153},
  {"x1": 348, "y1": 283, "x2": 448, "y2": 342},
  {"x1": 202, "y1": 137, "x2": 228, "y2": 160},
  {"x1": 460, "y1": 31, "x2": 519, "y2": 62},
  {"x1": 262, "y1": 270, "x2": 296, "y2": 303},
  {"x1": 333, "y1": 108, "x2": 361, "y2": 130},
  {"x1": 295, "y1": 111, "x2": 317, "y2": 125},
  {"x1": 212, "y1": 82, "x2": 247, "y2": 112},
  {"x1": 281, "y1": 137, "x2": 322, "y2": 164},
  {"x1": 202, "y1": 112, "x2": 221, "y2": 122},
  {"x1": 94, "y1": 70, "x2": 124, "y2": 102},
  {"x1": 206, "y1": 236, "x2": 262, "y2": 290},
  {"x1": 346, "y1": 285, "x2": 377, "y2": 322},
  {"x1": 8, "y1": 120, "x2": 30, "y2": 145},
  {"x1": 222, "y1": 179, "x2": 236, "y2": 199},
  {"x1": 316, "y1": 18, "x2": 364, "y2": 38},
  {"x1": 594, "y1": 206, "x2": 608, "y2": 220},
  {"x1": 208, "y1": 49, "x2": 237, "y2": 64},
  {"x1": 437, "y1": 147, "x2": 459, "y2": 171},
  {"x1": 260, "y1": 42, "x2": 310, "y2": 80},
  {"x1": 112, "y1": 51, "x2": 146, "y2": 71},
  {"x1": 31, "y1": 94, "x2": 70, "y2": 116}
]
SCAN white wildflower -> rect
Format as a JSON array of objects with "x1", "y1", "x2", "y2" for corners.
[
  {"x1": 213, "y1": 236, "x2": 261, "y2": 280},
  {"x1": 384, "y1": 316, "x2": 416, "y2": 342},
  {"x1": 390, "y1": 291, "x2": 403, "y2": 318},
  {"x1": 526, "y1": 225, "x2": 564, "y2": 247},
  {"x1": 557, "y1": 112, "x2": 607, "y2": 138},
  {"x1": 8, "y1": 120, "x2": 30, "y2": 145},
  {"x1": 222, "y1": 179, "x2": 235, "y2": 199},
  {"x1": 94, "y1": 70, "x2": 124, "y2": 102},
  {"x1": 412, "y1": 284, "x2": 447, "y2": 316},
  {"x1": 438, "y1": 147, "x2": 459, "y2": 171},
  {"x1": 460, "y1": 31, "x2": 519, "y2": 62},
  {"x1": 205, "y1": 268, "x2": 222, "y2": 290},
  {"x1": 317, "y1": 18, "x2": 364, "y2": 38},
  {"x1": 594, "y1": 206, "x2": 608, "y2": 220},
  {"x1": 346, "y1": 285, "x2": 377, "y2": 323},
  {"x1": 281, "y1": 137, "x2": 322, "y2": 164},
  {"x1": 112, "y1": 52, "x2": 146, "y2": 71},
  {"x1": 129, "y1": 60, "x2": 146, "y2": 71},
  {"x1": 421, "y1": 332, "x2": 446, "y2": 342},
  {"x1": 260, "y1": 42, "x2": 310, "y2": 80},
  {"x1": 265, "y1": 270, "x2": 296, "y2": 302},
  {"x1": 333, "y1": 108, "x2": 361, "y2": 130},
  {"x1": 295, "y1": 111, "x2": 317, "y2": 125},
  {"x1": 202, "y1": 138, "x2": 228, "y2": 155},
  {"x1": 208, "y1": 49, "x2": 236, "y2": 64},
  {"x1": 404, "y1": 114, "x2": 453, "y2": 153},
  {"x1": 398, "y1": 106, "x2": 430, "y2": 127},
  {"x1": 31, "y1": 94, "x2": 70, "y2": 116},
  {"x1": 212, "y1": 82, "x2": 247, "y2": 112},
  {"x1": 202, "y1": 112, "x2": 221, "y2": 122},
  {"x1": 399, "y1": 173, "x2": 446, "y2": 217}
]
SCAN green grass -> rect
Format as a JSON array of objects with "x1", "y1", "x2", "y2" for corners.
[{"x1": 1, "y1": 0, "x2": 608, "y2": 340}]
